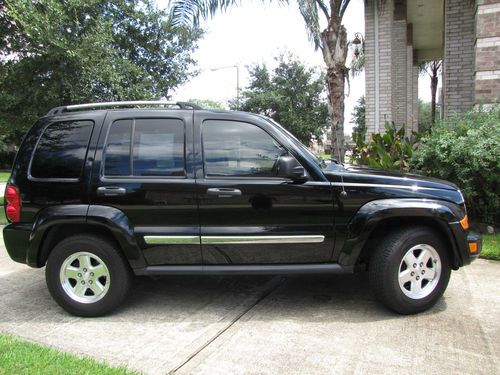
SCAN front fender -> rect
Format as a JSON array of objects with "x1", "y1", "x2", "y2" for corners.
[{"x1": 337, "y1": 199, "x2": 466, "y2": 267}]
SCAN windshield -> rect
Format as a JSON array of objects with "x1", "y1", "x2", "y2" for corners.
[{"x1": 265, "y1": 117, "x2": 327, "y2": 169}]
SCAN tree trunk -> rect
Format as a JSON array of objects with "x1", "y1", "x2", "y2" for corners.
[
  {"x1": 320, "y1": 16, "x2": 348, "y2": 163},
  {"x1": 430, "y1": 73, "x2": 438, "y2": 124}
]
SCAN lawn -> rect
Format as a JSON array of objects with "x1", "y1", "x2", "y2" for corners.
[
  {"x1": 0, "y1": 171, "x2": 10, "y2": 183},
  {"x1": 0, "y1": 333, "x2": 139, "y2": 375},
  {"x1": 0, "y1": 197, "x2": 5, "y2": 225},
  {"x1": 481, "y1": 233, "x2": 500, "y2": 261}
]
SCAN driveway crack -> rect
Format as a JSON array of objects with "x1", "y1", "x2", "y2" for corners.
[{"x1": 169, "y1": 276, "x2": 285, "y2": 374}]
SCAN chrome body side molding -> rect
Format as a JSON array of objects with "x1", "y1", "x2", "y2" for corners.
[
  {"x1": 144, "y1": 236, "x2": 200, "y2": 245},
  {"x1": 143, "y1": 235, "x2": 325, "y2": 245}
]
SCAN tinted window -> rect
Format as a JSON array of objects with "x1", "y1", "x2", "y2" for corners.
[
  {"x1": 203, "y1": 120, "x2": 286, "y2": 177},
  {"x1": 104, "y1": 118, "x2": 185, "y2": 177},
  {"x1": 104, "y1": 120, "x2": 132, "y2": 176},
  {"x1": 31, "y1": 120, "x2": 93, "y2": 179},
  {"x1": 133, "y1": 119, "x2": 184, "y2": 177}
]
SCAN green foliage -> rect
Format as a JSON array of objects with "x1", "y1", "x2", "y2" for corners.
[
  {"x1": 0, "y1": 0, "x2": 202, "y2": 144},
  {"x1": 235, "y1": 54, "x2": 329, "y2": 144},
  {"x1": 350, "y1": 96, "x2": 366, "y2": 159},
  {"x1": 188, "y1": 98, "x2": 225, "y2": 110},
  {"x1": 410, "y1": 107, "x2": 500, "y2": 224},
  {"x1": 481, "y1": 233, "x2": 500, "y2": 261},
  {"x1": 0, "y1": 333, "x2": 139, "y2": 374},
  {"x1": 352, "y1": 122, "x2": 418, "y2": 172},
  {"x1": 0, "y1": 196, "x2": 5, "y2": 225},
  {"x1": 418, "y1": 100, "x2": 433, "y2": 133}
]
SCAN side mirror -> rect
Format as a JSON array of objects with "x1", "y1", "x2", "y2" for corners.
[{"x1": 278, "y1": 156, "x2": 308, "y2": 182}]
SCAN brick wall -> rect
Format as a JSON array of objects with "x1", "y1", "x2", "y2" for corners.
[
  {"x1": 392, "y1": 19, "x2": 408, "y2": 127},
  {"x1": 443, "y1": 0, "x2": 476, "y2": 116},
  {"x1": 475, "y1": 0, "x2": 500, "y2": 104},
  {"x1": 365, "y1": 0, "x2": 397, "y2": 137}
]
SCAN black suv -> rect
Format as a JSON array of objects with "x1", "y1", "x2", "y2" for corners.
[{"x1": 3, "y1": 101, "x2": 481, "y2": 316}]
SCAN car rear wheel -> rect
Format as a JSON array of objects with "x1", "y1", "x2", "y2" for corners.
[
  {"x1": 369, "y1": 226, "x2": 451, "y2": 314},
  {"x1": 46, "y1": 234, "x2": 132, "y2": 317}
]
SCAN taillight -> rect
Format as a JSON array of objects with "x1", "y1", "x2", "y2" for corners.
[{"x1": 5, "y1": 185, "x2": 21, "y2": 223}]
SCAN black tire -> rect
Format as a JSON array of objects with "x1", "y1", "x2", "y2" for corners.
[
  {"x1": 46, "y1": 234, "x2": 132, "y2": 317},
  {"x1": 369, "y1": 226, "x2": 451, "y2": 314}
]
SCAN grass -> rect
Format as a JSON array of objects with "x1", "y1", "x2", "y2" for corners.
[
  {"x1": 0, "y1": 333, "x2": 139, "y2": 375},
  {"x1": 0, "y1": 170, "x2": 10, "y2": 183},
  {"x1": 0, "y1": 197, "x2": 5, "y2": 225},
  {"x1": 480, "y1": 233, "x2": 500, "y2": 261}
]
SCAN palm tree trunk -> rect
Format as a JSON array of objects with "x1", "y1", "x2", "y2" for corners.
[
  {"x1": 430, "y1": 73, "x2": 438, "y2": 124},
  {"x1": 321, "y1": 16, "x2": 348, "y2": 162}
]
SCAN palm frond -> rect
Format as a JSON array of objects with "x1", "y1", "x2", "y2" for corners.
[
  {"x1": 169, "y1": 0, "x2": 238, "y2": 28},
  {"x1": 297, "y1": 0, "x2": 322, "y2": 50},
  {"x1": 315, "y1": 0, "x2": 330, "y2": 19},
  {"x1": 170, "y1": 0, "x2": 289, "y2": 28},
  {"x1": 339, "y1": 0, "x2": 351, "y2": 18}
]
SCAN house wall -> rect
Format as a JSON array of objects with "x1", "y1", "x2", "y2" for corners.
[
  {"x1": 443, "y1": 0, "x2": 476, "y2": 116},
  {"x1": 364, "y1": 0, "x2": 418, "y2": 137},
  {"x1": 475, "y1": 0, "x2": 500, "y2": 105}
]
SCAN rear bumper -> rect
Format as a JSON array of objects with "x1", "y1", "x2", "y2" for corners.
[{"x1": 3, "y1": 223, "x2": 31, "y2": 265}]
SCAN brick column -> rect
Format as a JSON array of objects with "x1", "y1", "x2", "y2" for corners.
[
  {"x1": 392, "y1": 0, "x2": 408, "y2": 127},
  {"x1": 366, "y1": 0, "x2": 416, "y2": 138},
  {"x1": 365, "y1": 0, "x2": 395, "y2": 136},
  {"x1": 475, "y1": 0, "x2": 500, "y2": 106},
  {"x1": 443, "y1": 0, "x2": 475, "y2": 116}
]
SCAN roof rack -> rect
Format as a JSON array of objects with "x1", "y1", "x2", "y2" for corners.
[{"x1": 46, "y1": 101, "x2": 203, "y2": 116}]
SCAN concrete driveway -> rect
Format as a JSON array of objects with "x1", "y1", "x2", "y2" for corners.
[{"x1": 0, "y1": 230, "x2": 498, "y2": 375}]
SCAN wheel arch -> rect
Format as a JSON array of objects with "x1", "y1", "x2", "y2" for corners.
[
  {"x1": 28, "y1": 205, "x2": 146, "y2": 269},
  {"x1": 339, "y1": 199, "x2": 466, "y2": 270}
]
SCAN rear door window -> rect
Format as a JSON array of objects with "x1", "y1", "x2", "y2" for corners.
[
  {"x1": 104, "y1": 118, "x2": 185, "y2": 177},
  {"x1": 30, "y1": 120, "x2": 94, "y2": 180}
]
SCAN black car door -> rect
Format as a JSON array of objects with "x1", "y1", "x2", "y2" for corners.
[
  {"x1": 194, "y1": 113, "x2": 335, "y2": 264},
  {"x1": 89, "y1": 110, "x2": 201, "y2": 265}
]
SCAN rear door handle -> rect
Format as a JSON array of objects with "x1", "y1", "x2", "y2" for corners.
[
  {"x1": 207, "y1": 188, "x2": 242, "y2": 197},
  {"x1": 97, "y1": 187, "x2": 127, "y2": 196}
]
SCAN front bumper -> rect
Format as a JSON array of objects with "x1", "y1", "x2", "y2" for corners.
[
  {"x1": 466, "y1": 233, "x2": 482, "y2": 259},
  {"x1": 448, "y1": 222, "x2": 481, "y2": 268}
]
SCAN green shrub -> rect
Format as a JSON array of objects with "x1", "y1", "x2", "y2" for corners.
[
  {"x1": 409, "y1": 106, "x2": 500, "y2": 224},
  {"x1": 352, "y1": 122, "x2": 418, "y2": 172}
]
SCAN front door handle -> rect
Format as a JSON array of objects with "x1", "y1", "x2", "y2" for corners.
[
  {"x1": 97, "y1": 187, "x2": 127, "y2": 196},
  {"x1": 207, "y1": 188, "x2": 242, "y2": 197}
]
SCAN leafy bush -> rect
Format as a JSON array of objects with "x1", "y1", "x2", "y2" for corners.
[
  {"x1": 352, "y1": 122, "x2": 418, "y2": 171},
  {"x1": 409, "y1": 107, "x2": 500, "y2": 224}
]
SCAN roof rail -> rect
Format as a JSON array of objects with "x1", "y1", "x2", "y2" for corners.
[{"x1": 46, "y1": 101, "x2": 203, "y2": 116}]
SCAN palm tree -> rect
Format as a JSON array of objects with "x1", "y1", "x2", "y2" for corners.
[
  {"x1": 419, "y1": 60, "x2": 442, "y2": 124},
  {"x1": 170, "y1": 0, "x2": 356, "y2": 161}
]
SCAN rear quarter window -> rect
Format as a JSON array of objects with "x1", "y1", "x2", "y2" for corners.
[{"x1": 30, "y1": 120, "x2": 94, "y2": 180}]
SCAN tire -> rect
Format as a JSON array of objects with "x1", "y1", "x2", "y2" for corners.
[
  {"x1": 369, "y1": 226, "x2": 451, "y2": 314},
  {"x1": 46, "y1": 234, "x2": 132, "y2": 317}
]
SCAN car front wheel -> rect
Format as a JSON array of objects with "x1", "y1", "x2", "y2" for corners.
[{"x1": 369, "y1": 226, "x2": 451, "y2": 314}]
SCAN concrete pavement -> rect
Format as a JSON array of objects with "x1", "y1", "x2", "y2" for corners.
[{"x1": 0, "y1": 228, "x2": 498, "y2": 374}]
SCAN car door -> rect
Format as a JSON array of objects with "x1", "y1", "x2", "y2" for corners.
[
  {"x1": 194, "y1": 113, "x2": 334, "y2": 264},
  {"x1": 89, "y1": 110, "x2": 201, "y2": 265}
]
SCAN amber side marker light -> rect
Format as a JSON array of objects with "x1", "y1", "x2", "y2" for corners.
[
  {"x1": 459, "y1": 215, "x2": 469, "y2": 230},
  {"x1": 468, "y1": 242, "x2": 478, "y2": 254}
]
